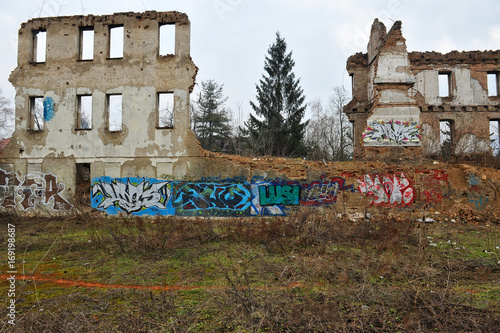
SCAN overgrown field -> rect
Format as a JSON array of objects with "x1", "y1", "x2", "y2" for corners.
[{"x1": 0, "y1": 210, "x2": 499, "y2": 332}]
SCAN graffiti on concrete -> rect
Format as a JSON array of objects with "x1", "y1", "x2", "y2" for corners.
[
  {"x1": 0, "y1": 169, "x2": 72, "y2": 211},
  {"x1": 259, "y1": 185, "x2": 300, "y2": 206},
  {"x1": 358, "y1": 173, "x2": 414, "y2": 207},
  {"x1": 417, "y1": 170, "x2": 449, "y2": 204},
  {"x1": 466, "y1": 173, "x2": 489, "y2": 210},
  {"x1": 363, "y1": 120, "x2": 420, "y2": 145},
  {"x1": 91, "y1": 177, "x2": 172, "y2": 215},
  {"x1": 250, "y1": 181, "x2": 287, "y2": 216},
  {"x1": 173, "y1": 182, "x2": 251, "y2": 216},
  {"x1": 43, "y1": 97, "x2": 55, "y2": 121},
  {"x1": 468, "y1": 194, "x2": 489, "y2": 210},
  {"x1": 300, "y1": 175, "x2": 353, "y2": 206}
]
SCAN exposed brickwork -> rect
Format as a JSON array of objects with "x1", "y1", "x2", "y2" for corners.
[{"x1": 344, "y1": 19, "x2": 500, "y2": 159}]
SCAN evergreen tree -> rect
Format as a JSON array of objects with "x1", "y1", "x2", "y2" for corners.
[
  {"x1": 193, "y1": 80, "x2": 232, "y2": 152},
  {"x1": 246, "y1": 32, "x2": 308, "y2": 157}
]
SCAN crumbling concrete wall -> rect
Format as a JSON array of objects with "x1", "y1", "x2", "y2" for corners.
[
  {"x1": 344, "y1": 19, "x2": 500, "y2": 160},
  {"x1": 2, "y1": 11, "x2": 202, "y2": 211},
  {"x1": 2, "y1": 13, "x2": 500, "y2": 217}
]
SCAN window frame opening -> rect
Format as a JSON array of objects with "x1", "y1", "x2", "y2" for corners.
[
  {"x1": 30, "y1": 96, "x2": 44, "y2": 131},
  {"x1": 157, "y1": 92, "x2": 174, "y2": 129},
  {"x1": 439, "y1": 119, "x2": 454, "y2": 158},
  {"x1": 159, "y1": 23, "x2": 175, "y2": 56},
  {"x1": 438, "y1": 72, "x2": 451, "y2": 97},
  {"x1": 487, "y1": 72, "x2": 499, "y2": 97},
  {"x1": 108, "y1": 25, "x2": 124, "y2": 59},
  {"x1": 77, "y1": 95, "x2": 92, "y2": 130},
  {"x1": 32, "y1": 29, "x2": 47, "y2": 63},
  {"x1": 79, "y1": 27, "x2": 94, "y2": 60},
  {"x1": 490, "y1": 119, "x2": 500, "y2": 156},
  {"x1": 107, "y1": 94, "x2": 123, "y2": 132}
]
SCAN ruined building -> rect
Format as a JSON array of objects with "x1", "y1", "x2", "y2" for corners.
[
  {"x1": 1, "y1": 11, "x2": 202, "y2": 211},
  {"x1": 344, "y1": 19, "x2": 500, "y2": 159},
  {"x1": 1, "y1": 13, "x2": 499, "y2": 216}
]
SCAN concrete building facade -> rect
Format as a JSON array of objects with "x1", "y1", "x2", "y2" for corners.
[
  {"x1": 344, "y1": 19, "x2": 500, "y2": 160},
  {"x1": 1, "y1": 11, "x2": 202, "y2": 211},
  {"x1": 1, "y1": 14, "x2": 499, "y2": 216}
]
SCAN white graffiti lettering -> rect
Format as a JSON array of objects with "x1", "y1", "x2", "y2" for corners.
[
  {"x1": 358, "y1": 173, "x2": 414, "y2": 207},
  {"x1": 92, "y1": 179, "x2": 170, "y2": 214}
]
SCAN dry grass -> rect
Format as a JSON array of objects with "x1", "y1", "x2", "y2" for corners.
[{"x1": 0, "y1": 210, "x2": 499, "y2": 332}]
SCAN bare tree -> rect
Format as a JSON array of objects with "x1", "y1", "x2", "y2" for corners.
[
  {"x1": 33, "y1": 0, "x2": 67, "y2": 17},
  {"x1": 0, "y1": 89, "x2": 14, "y2": 139},
  {"x1": 228, "y1": 101, "x2": 247, "y2": 155},
  {"x1": 305, "y1": 87, "x2": 353, "y2": 161}
]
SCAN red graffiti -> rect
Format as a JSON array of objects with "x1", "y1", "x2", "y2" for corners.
[
  {"x1": 358, "y1": 173, "x2": 414, "y2": 207},
  {"x1": 0, "y1": 169, "x2": 72, "y2": 211},
  {"x1": 300, "y1": 175, "x2": 353, "y2": 206},
  {"x1": 416, "y1": 170, "x2": 449, "y2": 204}
]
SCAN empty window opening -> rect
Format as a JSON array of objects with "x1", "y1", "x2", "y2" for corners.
[
  {"x1": 159, "y1": 24, "x2": 175, "y2": 56},
  {"x1": 33, "y1": 30, "x2": 46, "y2": 63},
  {"x1": 79, "y1": 27, "x2": 94, "y2": 60},
  {"x1": 490, "y1": 120, "x2": 500, "y2": 156},
  {"x1": 158, "y1": 92, "x2": 174, "y2": 128},
  {"x1": 487, "y1": 72, "x2": 499, "y2": 96},
  {"x1": 440, "y1": 120, "x2": 454, "y2": 156},
  {"x1": 108, "y1": 94, "x2": 122, "y2": 131},
  {"x1": 438, "y1": 72, "x2": 451, "y2": 97},
  {"x1": 76, "y1": 163, "x2": 91, "y2": 205},
  {"x1": 109, "y1": 26, "x2": 124, "y2": 58},
  {"x1": 77, "y1": 95, "x2": 92, "y2": 129},
  {"x1": 30, "y1": 97, "x2": 44, "y2": 131},
  {"x1": 350, "y1": 74, "x2": 354, "y2": 97}
]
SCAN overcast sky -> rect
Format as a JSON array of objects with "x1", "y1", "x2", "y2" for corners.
[{"x1": 1, "y1": 0, "x2": 500, "y2": 128}]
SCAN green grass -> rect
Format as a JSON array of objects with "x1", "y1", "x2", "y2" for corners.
[{"x1": 0, "y1": 211, "x2": 499, "y2": 332}]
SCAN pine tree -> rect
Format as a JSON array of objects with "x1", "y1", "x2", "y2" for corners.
[
  {"x1": 192, "y1": 80, "x2": 232, "y2": 152},
  {"x1": 246, "y1": 32, "x2": 308, "y2": 157}
]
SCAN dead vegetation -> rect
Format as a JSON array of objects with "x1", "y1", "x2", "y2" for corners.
[{"x1": 0, "y1": 210, "x2": 499, "y2": 332}]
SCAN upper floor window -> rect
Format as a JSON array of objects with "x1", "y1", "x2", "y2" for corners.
[
  {"x1": 109, "y1": 25, "x2": 124, "y2": 59},
  {"x1": 79, "y1": 27, "x2": 94, "y2": 60},
  {"x1": 158, "y1": 92, "x2": 174, "y2": 128},
  {"x1": 159, "y1": 24, "x2": 175, "y2": 56},
  {"x1": 487, "y1": 72, "x2": 499, "y2": 97},
  {"x1": 77, "y1": 95, "x2": 92, "y2": 129},
  {"x1": 32, "y1": 29, "x2": 46, "y2": 63},
  {"x1": 107, "y1": 94, "x2": 122, "y2": 131},
  {"x1": 30, "y1": 97, "x2": 44, "y2": 131},
  {"x1": 350, "y1": 74, "x2": 354, "y2": 97},
  {"x1": 438, "y1": 72, "x2": 451, "y2": 97}
]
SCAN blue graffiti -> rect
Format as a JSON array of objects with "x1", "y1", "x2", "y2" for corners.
[
  {"x1": 250, "y1": 181, "x2": 288, "y2": 216},
  {"x1": 468, "y1": 173, "x2": 481, "y2": 186},
  {"x1": 91, "y1": 176, "x2": 173, "y2": 215},
  {"x1": 173, "y1": 182, "x2": 251, "y2": 216},
  {"x1": 468, "y1": 194, "x2": 489, "y2": 210},
  {"x1": 43, "y1": 97, "x2": 55, "y2": 121}
]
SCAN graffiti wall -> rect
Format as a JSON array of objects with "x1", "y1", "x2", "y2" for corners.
[
  {"x1": 467, "y1": 173, "x2": 490, "y2": 210},
  {"x1": 173, "y1": 182, "x2": 251, "y2": 216},
  {"x1": 88, "y1": 176, "x2": 356, "y2": 216},
  {"x1": 363, "y1": 120, "x2": 420, "y2": 146},
  {"x1": 4, "y1": 169, "x2": 492, "y2": 216},
  {"x1": 416, "y1": 170, "x2": 449, "y2": 208},
  {"x1": 0, "y1": 169, "x2": 72, "y2": 211},
  {"x1": 91, "y1": 176, "x2": 173, "y2": 215},
  {"x1": 358, "y1": 173, "x2": 414, "y2": 208}
]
